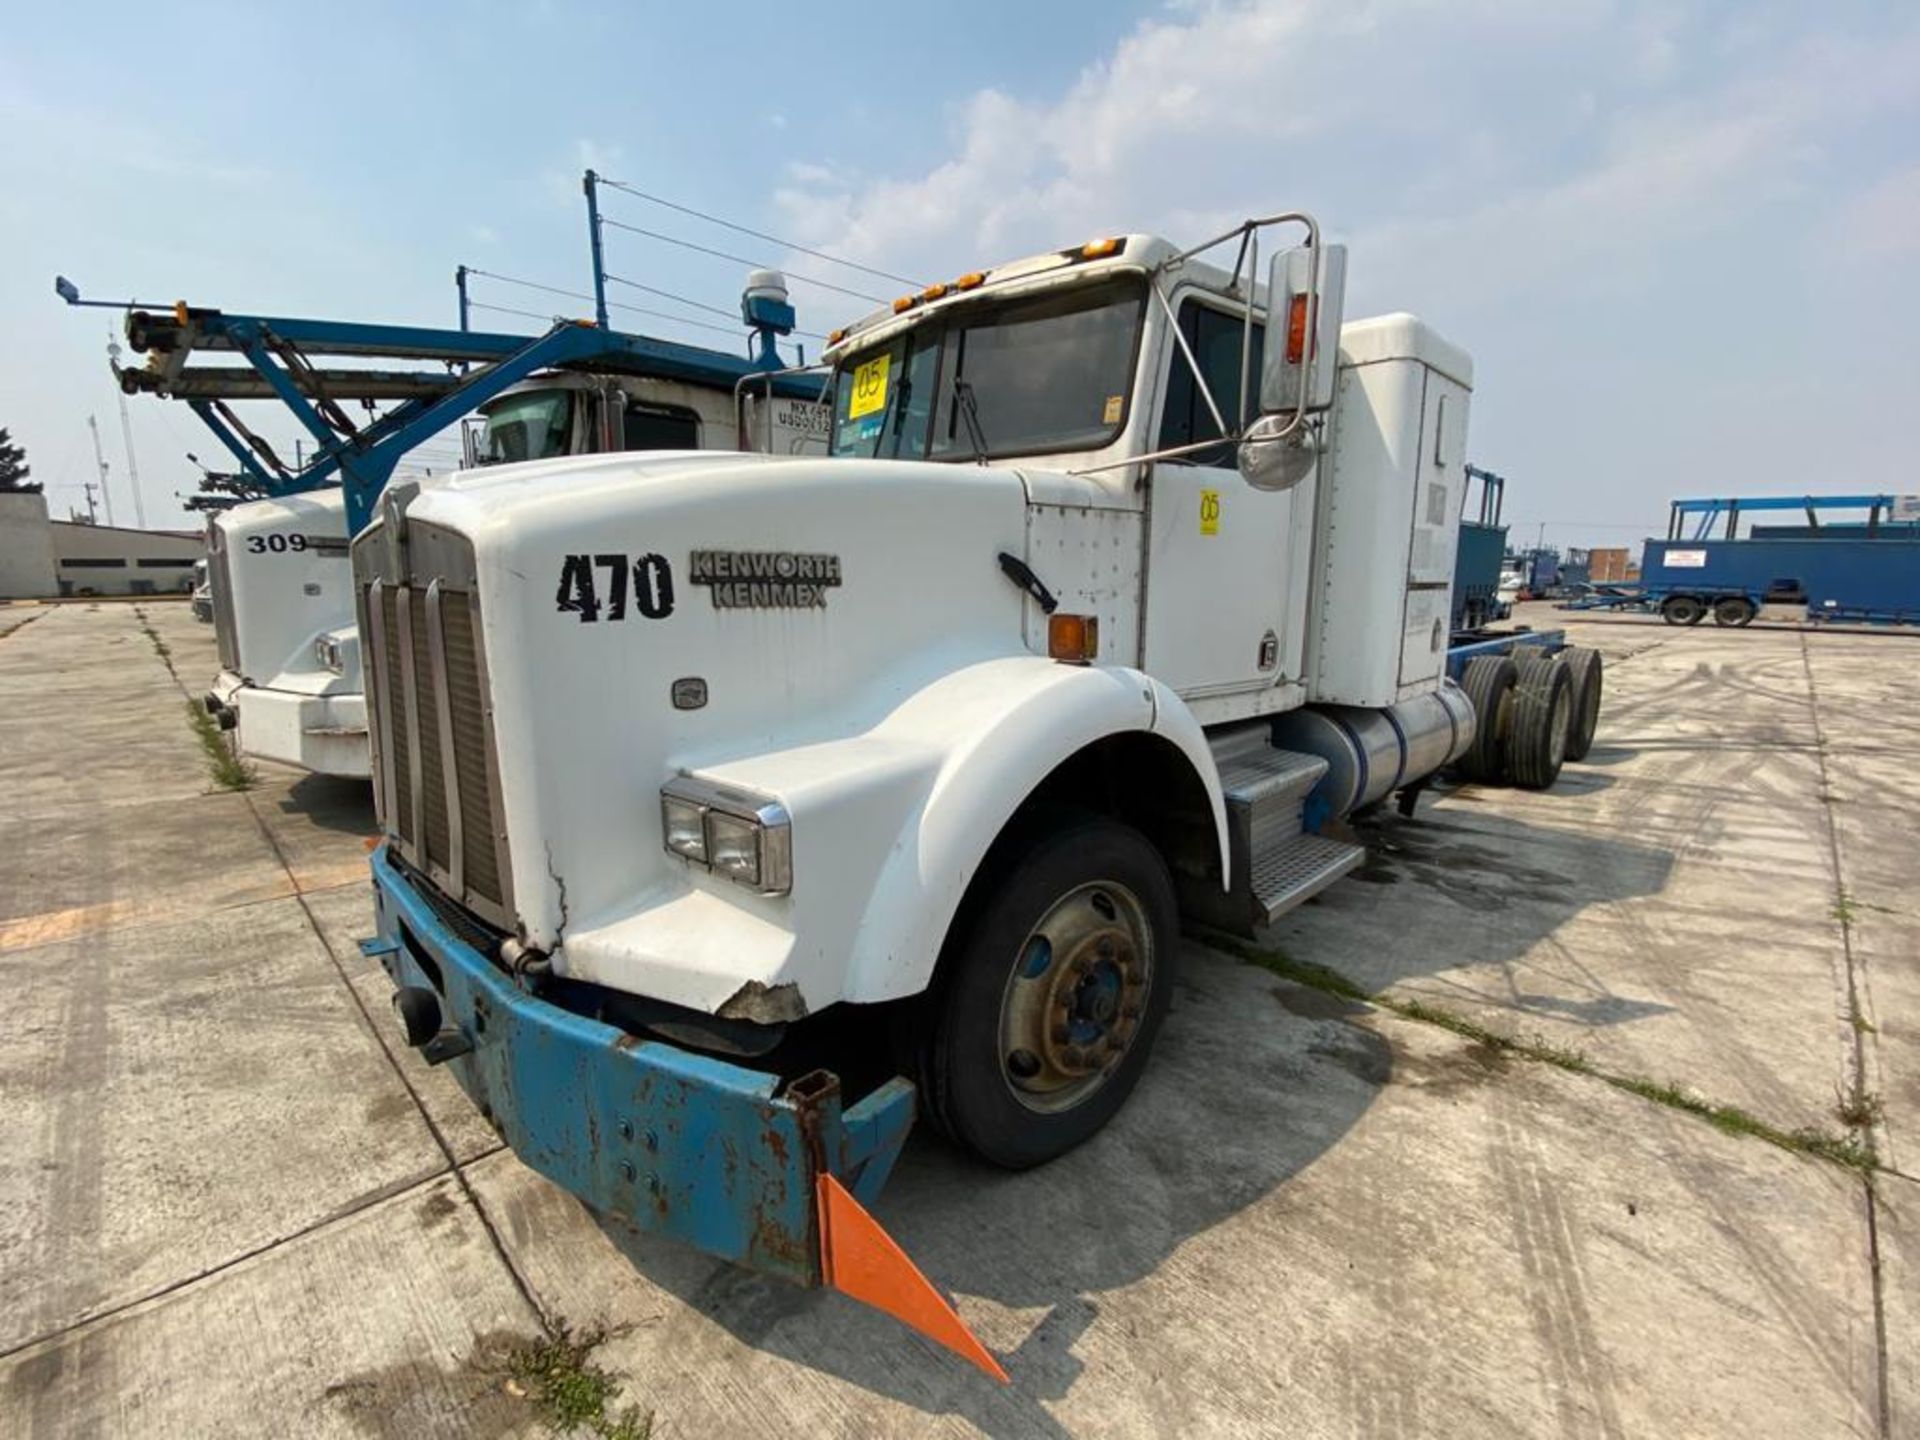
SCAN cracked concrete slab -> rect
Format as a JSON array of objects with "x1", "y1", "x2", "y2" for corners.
[
  {"x1": 0, "y1": 896, "x2": 446, "y2": 1353},
  {"x1": 0, "y1": 591, "x2": 1905, "y2": 1438},
  {"x1": 1263, "y1": 606, "x2": 1882, "y2": 1141},
  {"x1": 462, "y1": 938, "x2": 1882, "y2": 1437},
  {"x1": 0, "y1": 1174, "x2": 543, "y2": 1440}
]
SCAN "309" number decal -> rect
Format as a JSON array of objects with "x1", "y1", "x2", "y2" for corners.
[
  {"x1": 245, "y1": 533, "x2": 310, "y2": 554},
  {"x1": 555, "y1": 553, "x2": 674, "y2": 622}
]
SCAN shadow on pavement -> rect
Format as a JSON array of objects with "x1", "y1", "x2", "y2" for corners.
[{"x1": 278, "y1": 772, "x2": 379, "y2": 837}]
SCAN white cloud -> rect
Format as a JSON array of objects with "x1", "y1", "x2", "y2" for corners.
[
  {"x1": 772, "y1": 0, "x2": 1920, "y2": 315},
  {"x1": 548, "y1": 138, "x2": 626, "y2": 207}
]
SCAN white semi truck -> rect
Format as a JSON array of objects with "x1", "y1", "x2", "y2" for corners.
[
  {"x1": 356, "y1": 215, "x2": 1600, "y2": 1372},
  {"x1": 204, "y1": 361, "x2": 827, "y2": 776}
]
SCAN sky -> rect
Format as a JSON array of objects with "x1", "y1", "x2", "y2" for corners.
[{"x1": 2, "y1": 0, "x2": 1916, "y2": 550}]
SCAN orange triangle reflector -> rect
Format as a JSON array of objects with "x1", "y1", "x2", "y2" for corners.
[{"x1": 816, "y1": 1173, "x2": 1010, "y2": 1384}]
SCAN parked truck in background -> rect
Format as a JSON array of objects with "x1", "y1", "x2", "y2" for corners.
[
  {"x1": 202, "y1": 338, "x2": 827, "y2": 777},
  {"x1": 353, "y1": 214, "x2": 1604, "y2": 1373}
]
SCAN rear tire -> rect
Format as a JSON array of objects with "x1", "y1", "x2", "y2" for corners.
[
  {"x1": 1562, "y1": 646, "x2": 1603, "y2": 762},
  {"x1": 1662, "y1": 595, "x2": 1705, "y2": 626},
  {"x1": 1505, "y1": 653, "x2": 1574, "y2": 790},
  {"x1": 915, "y1": 812, "x2": 1177, "y2": 1170},
  {"x1": 1456, "y1": 655, "x2": 1518, "y2": 784},
  {"x1": 1713, "y1": 597, "x2": 1755, "y2": 627}
]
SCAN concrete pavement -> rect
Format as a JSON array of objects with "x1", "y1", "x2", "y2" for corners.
[{"x1": 0, "y1": 599, "x2": 1909, "y2": 1436}]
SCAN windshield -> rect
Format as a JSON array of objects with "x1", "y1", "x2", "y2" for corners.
[
  {"x1": 832, "y1": 277, "x2": 1146, "y2": 462},
  {"x1": 481, "y1": 390, "x2": 574, "y2": 464}
]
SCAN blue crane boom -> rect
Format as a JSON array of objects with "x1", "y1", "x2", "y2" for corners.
[{"x1": 56, "y1": 278, "x2": 819, "y2": 536}]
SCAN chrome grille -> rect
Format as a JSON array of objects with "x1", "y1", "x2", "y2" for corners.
[
  {"x1": 209, "y1": 524, "x2": 241, "y2": 673},
  {"x1": 356, "y1": 520, "x2": 511, "y2": 929}
]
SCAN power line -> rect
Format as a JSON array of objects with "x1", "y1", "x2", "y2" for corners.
[
  {"x1": 600, "y1": 273, "x2": 737, "y2": 321},
  {"x1": 597, "y1": 217, "x2": 887, "y2": 304},
  {"x1": 602, "y1": 272, "x2": 825, "y2": 340},
  {"x1": 598, "y1": 177, "x2": 922, "y2": 288}
]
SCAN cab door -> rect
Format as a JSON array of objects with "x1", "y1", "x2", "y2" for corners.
[{"x1": 1141, "y1": 297, "x2": 1302, "y2": 697}]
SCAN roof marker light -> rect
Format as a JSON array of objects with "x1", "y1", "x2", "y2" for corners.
[
  {"x1": 920, "y1": 283, "x2": 949, "y2": 302},
  {"x1": 891, "y1": 295, "x2": 917, "y2": 314},
  {"x1": 1080, "y1": 237, "x2": 1122, "y2": 260},
  {"x1": 955, "y1": 272, "x2": 986, "y2": 290}
]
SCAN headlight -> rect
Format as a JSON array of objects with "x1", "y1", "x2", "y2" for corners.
[
  {"x1": 659, "y1": 778, "x2": 792, "y2": 895},
  {"x1": 313, "y1": 634, "x2": 344, "y2": 673},
  {"x1": 706, "y1": 811, "x2": 762, "y2": 886},
  {"x1": 660, "y1": 796, "x2": 708, "y2": 863}
]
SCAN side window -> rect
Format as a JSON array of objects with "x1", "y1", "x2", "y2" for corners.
[
  {"x1": 1156, "y1": 301, "x2": 1263, "y2": 466},
  {"x1": 623, "y1": 404, "x2": 701, "y2": 452}
]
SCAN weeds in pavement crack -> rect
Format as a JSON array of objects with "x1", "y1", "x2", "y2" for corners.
[
  {"x1": 186, "y1": 701, "x2": 258, "y2": 792},
  {"x1": 484, "y1": 1325, "x2": 652, "y2": 1439},
  {"x1": 1204, "y1": 930, "x2": 1879, "y2": 1174}
]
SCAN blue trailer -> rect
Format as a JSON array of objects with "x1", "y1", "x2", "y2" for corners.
[
  {"x1": 1566, "y1": 495, "x2": 1920, "y2": 627},
  {"x1": 1452, "y1": 464, "x2": 1511, "y2": 630}
]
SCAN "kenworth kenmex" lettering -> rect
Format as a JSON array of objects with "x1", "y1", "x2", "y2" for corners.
[{"x1": 690, "y1": 550, "x2": 842, "y2": 610}]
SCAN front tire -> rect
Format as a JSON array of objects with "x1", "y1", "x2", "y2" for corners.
[{"x1": 916, "y1": 813, "x2": 1177, "y2": 1169}]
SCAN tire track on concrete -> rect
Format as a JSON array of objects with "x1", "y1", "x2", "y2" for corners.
[
  {"x1": 1489, "y1": 1086, "x2": 1625, "y2": 1440},
  {"x1": 1799, "y1": 632, "x2": 1892, "y2": 1440}
]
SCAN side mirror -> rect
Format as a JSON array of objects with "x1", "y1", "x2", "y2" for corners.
[
  {"x1": 1259, "y1": 243, "x2": 1346, "y2": 416},
  {"x1": 1237, "y1": 426, "x2": 1317, "y2": 492}
]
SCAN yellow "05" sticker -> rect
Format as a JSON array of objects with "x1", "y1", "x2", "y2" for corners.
[
  {"x1": 1199, "y1": 488, "x2": 1221, "y2": 536},
  {"x1": 849, "y1": 354, "x2": 890, "y2": 419}
]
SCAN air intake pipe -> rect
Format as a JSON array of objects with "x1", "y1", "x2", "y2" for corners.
[{"x1": 1269, "y1": 680, "x2": 1476, "y2": 821}]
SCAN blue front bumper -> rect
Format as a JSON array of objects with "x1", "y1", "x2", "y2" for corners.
[{"x1": 363, "y1": 844, "x2": 915, "y2": 1287}]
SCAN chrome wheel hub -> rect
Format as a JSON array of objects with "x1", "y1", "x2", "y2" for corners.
[{"x1": 999, "y1": 881, "x2": 1152, "y2": 1113}]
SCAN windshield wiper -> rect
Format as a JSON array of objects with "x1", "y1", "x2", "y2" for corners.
[{"x1": 952, "y1": 376, "x2": 989, "y2": 465}]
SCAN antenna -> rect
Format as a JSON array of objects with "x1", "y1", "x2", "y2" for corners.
[
  {"x1": 80, "y1": 480, "x2": 100, "y2": 525},
  {"x1": 86, "y1": 415, "x2": 117, "y2": 527},
  {"x1": 106, "y1": 332, "x2": 147, "y2": 527}
]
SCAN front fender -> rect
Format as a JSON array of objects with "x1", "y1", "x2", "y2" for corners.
[{"x1": 702, "y1": 656, "x2": 1227, "y2": 1006}]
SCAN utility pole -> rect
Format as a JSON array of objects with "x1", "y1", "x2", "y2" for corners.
[
  {"x1": 86, "y1": 415, "x2": 117, "y2": 527},
  {"x1": 80, "y1": 480, "x2": 100, "y2": 524},
  {"x1": 107, "y1": 334, "x2": 147, "y2": 528}
]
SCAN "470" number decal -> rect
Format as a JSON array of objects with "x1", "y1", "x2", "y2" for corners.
[{"x1": 555, "y1": 553, "x2": 674, "y2": 622}]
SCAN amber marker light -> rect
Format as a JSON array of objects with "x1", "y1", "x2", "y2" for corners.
[{"x1": 1047, "y1": 613, "x2": 1099, "y2": 664}]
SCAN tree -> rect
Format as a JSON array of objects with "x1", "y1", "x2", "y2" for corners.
[
  {"x1": 182, "y1": 464, "x2": 272, "y2": 514},
  {"x1": 0, "y1": 429, "x2": 38, "y2": 493}
]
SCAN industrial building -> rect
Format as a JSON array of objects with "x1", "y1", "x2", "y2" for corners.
[{"x1": 0, "y1": 490, "x2": 202, "y2": 598}]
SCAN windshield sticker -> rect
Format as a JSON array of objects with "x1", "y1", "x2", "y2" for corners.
[
  {"x1": 1103, "y1": 394, "x2": 1124, "y2": 425},
  {"x1": 1200, "y1": 489, "x2": 1221, "y2": 537},
  {"x1": 849, "y1": 354, "x2": 891, "y2": 420}
]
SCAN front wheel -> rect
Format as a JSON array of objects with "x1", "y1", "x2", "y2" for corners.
[{"x1": 915, "y1": 814, "x2": 1177, "y2": 1169}]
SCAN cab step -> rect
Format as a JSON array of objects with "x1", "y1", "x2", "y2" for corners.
[
  {"x1": 1249, "y1": 829, "x2": 1366, "y2": 924},
  {"x1": 1180, "y1": 724, "x2": 1368, "y2": 934}
]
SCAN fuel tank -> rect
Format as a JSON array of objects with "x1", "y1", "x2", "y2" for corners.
[{"x1": 1269, "y1": 680, "x2": 1476, "y2": 818}]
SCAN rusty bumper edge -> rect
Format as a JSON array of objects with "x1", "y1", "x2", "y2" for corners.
[{"x1": 366, "y1": 844, "x2": 915, "y2": 1288}]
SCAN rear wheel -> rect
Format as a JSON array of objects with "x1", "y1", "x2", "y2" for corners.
[
  {"x1": 916, "y1": 813, "x2": 1177, "y2": 1169},
  {"x1": 1505, "y1": 652, "x2": 1574, "y2": 789},
  {"x1": 1662, "y1": 595, "x2": 1705, "y2": 626},
  {"x1": 1456, "y1": 655, "x2": 1518, "y2": 783},
  {"x1": 1562, "y1": 646, "x2": 1604, "y2": 762},
  {"x1": 1713, "y1": 597, "x2": 1756, "y2": 627}
]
